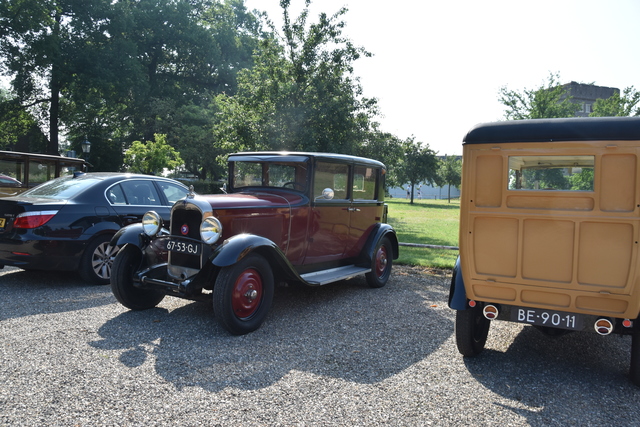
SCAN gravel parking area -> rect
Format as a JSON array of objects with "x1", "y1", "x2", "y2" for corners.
[{"x1": 1, "y1": 265, "x2": 640, "y2": 426}]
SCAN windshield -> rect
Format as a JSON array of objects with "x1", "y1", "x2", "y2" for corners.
[
  {"x1": 21, "y1": 175, "x2": 102, "y2": 199},
  {"x1": 232, "y1": 161, "x2": 308, "y2": 191}
]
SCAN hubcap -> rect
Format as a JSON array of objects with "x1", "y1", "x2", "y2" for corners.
[
  {"x1": 232, "y1": 268, "x2": 263, "y2": 319},
  {"x1": 92, "y1": 242, "x2": 120, "y2": 280},
  {"x1": 375, "y1": 246, "x2": 388, "y2": 277}
]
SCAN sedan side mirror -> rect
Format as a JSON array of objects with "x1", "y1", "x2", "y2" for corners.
[{"x1": 315, "y1": 188, "x2": 334, "y2": 201}]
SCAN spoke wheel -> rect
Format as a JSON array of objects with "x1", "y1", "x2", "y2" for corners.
[
  {"x1": 213, "y1": 254, "x2": 274, "y2": 335},
  {"x1": 365, "y1": 236, "x2": 393, "y2": 288}
]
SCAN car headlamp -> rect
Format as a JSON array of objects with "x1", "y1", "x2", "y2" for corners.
[
  {"x1": 142, "y1": 211, "x2": 162, "y2": 236},
  {"x1": 200, "y1": 216, "x2": 222, "y2": 245}
]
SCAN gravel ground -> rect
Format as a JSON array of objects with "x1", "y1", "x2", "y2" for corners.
[{"x1": 1, "y1": 264, "x2": 640, "y2": 426}]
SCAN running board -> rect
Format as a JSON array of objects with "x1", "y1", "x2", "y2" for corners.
[{"x1": 300, "y1": 265, "x2": 371, "y2": 286}]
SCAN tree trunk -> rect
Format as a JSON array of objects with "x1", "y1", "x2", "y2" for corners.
[
  {"x1": 47, "y1": 12, "x2": 61, "y2": 155},
  {"x1": 48, "y1": 70, "x2": 60, "y2": 155}
]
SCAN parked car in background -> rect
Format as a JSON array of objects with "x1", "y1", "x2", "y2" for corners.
[
  {"x1": 0, "y1": 150, "x2": 87, "y2": 197},
  {"x1": 0, "y1": 173, "x2": 188, "y2": 284},
  {"x1": 0, "y1": 174, "x2": 21, "y2": 187},
  {"x1": 449, "y1": 116, "x2": 640, "y2": 386},
  {"x1": 110, "y1": 152, "x2": 398, "y2": 335}
]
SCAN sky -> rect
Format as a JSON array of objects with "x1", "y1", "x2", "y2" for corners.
[{"x1": 244, "y1": 0, "x2": 640, "y2": 155}]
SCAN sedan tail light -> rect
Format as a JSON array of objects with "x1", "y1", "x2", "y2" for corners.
[{"x1": 13, "y1": 210, "x2": 59, "y2": 229}]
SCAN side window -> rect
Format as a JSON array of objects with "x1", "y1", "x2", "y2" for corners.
[
  {"x1": 158, "y1": 181, "x2": 187, "y2": 204},
  {"x1": 314, "y1": 162, "x2": 349, "y2": 200},
  {"x1": 119, "y1": 180, "x2": 161, "y2": 205},
  {"x1": 107, "y1": 184, "x2": 126, "y2": 205},
  {"x1": 29, "y1": 160, "x2": 56, "y2": 186},
  {"x1": 353, "y1": 166, "x2": 377, "y2": 200}
]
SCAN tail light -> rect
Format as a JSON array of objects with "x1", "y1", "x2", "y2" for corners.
[
  {"x1": 483, "y1": 304, "x2": 499, "y2": 320},
  {"x1": 13, "y1": 210, "x2": 58, "y2": 229},
  {"x1": 594, "y1": 318, "x2": 614, "y2": 335}
]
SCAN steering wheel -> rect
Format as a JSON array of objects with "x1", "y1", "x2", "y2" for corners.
[{"x1": 283, "y1": 182, "x2": 304, "y2": 190}]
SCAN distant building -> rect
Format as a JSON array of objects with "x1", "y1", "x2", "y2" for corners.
[{"x1": 561, "y1": 82, "x2": 618, "y2": 117}]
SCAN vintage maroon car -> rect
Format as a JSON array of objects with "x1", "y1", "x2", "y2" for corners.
[{"x1": 110, "y1": 152, "x2": 398, "y2": 335}]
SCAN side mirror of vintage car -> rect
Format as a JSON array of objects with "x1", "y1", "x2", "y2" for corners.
[{"x1": 315, "y1": 188, "x2": 334, "y2": 201}]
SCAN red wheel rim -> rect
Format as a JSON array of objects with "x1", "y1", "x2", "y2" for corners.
[
  {"x1": 231, "y1": 268, "x2": 263, "y2": 319},
  {"x1": 374, "y1": 245, "x2": 388, "y2": 277}
]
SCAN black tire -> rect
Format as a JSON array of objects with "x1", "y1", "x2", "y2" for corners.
[
  {"x1": 455, "y1": 304, "x2": 490, "y2": 357},
  {"x1": 110, "y1": 244, "x2": 164, "y2": 310},
  {"x1": 631, "y1": 331, "x2": 640, "y2": 386},
  {"x1": 213, "y1": 253, "x2": 274, "y2": 335},
  {"x1": 365, "y1": 236, "x2": 393, "y2": 288},
  {"x1": 79, "y1": 234, "x2": 120, "y2": 285}
]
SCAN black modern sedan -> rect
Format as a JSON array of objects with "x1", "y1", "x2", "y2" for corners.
[{"x1": 0, "y1": 172, "x2": 188, "y2": 284}]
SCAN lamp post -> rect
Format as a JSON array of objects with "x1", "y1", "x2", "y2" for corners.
[{"x1": 81, "y1": 137, "x2": 91, "y2": 171}]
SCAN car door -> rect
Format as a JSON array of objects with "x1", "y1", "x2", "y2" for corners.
[
  {"x1": 344, "y1": 165, "x2": 382, "y2": 258},
  {"x1": 108, "y1": 179, "x2": 171, "y2": 226},
  {"x1": 304, "y1": 161, "x2": 351, "y2": 264}
]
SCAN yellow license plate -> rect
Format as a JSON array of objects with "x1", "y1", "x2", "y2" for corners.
[{"x1": 0, "y1": 218, "x2": 5, "y2": 228}]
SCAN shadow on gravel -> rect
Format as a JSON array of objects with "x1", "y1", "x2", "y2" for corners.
[
  {"x1": 91, "y1": 272, "x2": 452, "y2": 391},
  {"x1": 463, "y1": 325, "x2": 639, "y2": 425},
  {"x1": 0, "y1": 268, "x2": 114, "y2": 321}
]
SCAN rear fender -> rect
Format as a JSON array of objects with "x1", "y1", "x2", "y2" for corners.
[
  {"x1": 448, "y1": 256, "x2": 468, "y2": 310},
  {"x1": 360, "y1": 223, "x2": 399, "y2": 265}
]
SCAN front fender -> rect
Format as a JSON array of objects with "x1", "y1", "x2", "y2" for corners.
[
  {"x1": 211, "y1": 234, "x2": 283, "y2": 268},
  {"x1": 110, "y1": 223, "x2": 148, "y2": 249},
  {"x1": 448, "y1": 256, "x2": 468, "y2": 310}
]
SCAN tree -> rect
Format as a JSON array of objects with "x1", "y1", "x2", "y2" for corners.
[
  {"x1": 356, "y1": 127, "x2": 405, "y2": 190},
  {"x1": 590, "y1": 86, "x2": 640, "y2": 117},
  {"x1": 438, "y1": 155, "x2": 461, "y2": 202},
  {"x1": 215, "y1": 0, "x2": 378, "y2": 155},
  {"x1": 0, "y1": 0, "x2": 113, "y2": 154},
  {"x1": 123, "y1": 134, "x2": 183, "y2": 175},
  {"x1": 499, "y1": 72, "x2": 580, "y2": 120},
  {"x1": 0, "y1": 89, "x2": 48, "y2": 151},
  {"x1": 395, "y1": 138, "x2": 440, "y2": 204}
]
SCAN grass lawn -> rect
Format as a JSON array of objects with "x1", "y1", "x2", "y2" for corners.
[{"x1": 385, "y1": 198, "x2": 460, "y2": 269}]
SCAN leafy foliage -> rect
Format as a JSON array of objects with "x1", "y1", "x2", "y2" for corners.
[
  {"x1": 123, "y1": 134, "x2": 183, "y2": 175},
  {"x1": 590, "y1": 86, "x2": 640, "y2": 117},
  {"x1": 499, "y1": 72, "x2": 580, "y2": 120},
  {"x1": 214, "y1": 0, "x2": 378, "y2": 155},
  {"x1": 395, "y1": 137, "x2": 439, "y2": 204},
  {"x1": 438, "y1": 155, "x2": 461, "y2": 202}
]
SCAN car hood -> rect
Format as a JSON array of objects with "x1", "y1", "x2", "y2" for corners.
[{"x1": 200, "y1": 191, "x2": 306, "y2": 209}]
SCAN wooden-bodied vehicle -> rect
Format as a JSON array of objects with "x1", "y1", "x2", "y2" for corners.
[
  {"x1": 0, "y1": 150, "x2": 87, "y2": 197},
  {"x1": 448, "y1": 116, "x2": 640, "y2": 385},
  {"x1": 110, "y1": 152, "x2": 398, "y2": 335}
]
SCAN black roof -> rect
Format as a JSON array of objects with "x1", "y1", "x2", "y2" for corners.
[
  {"x1": 228, "y1": 151, "x2": 386, "y2": 169},
  {"x1": 463, "y1": 116, "x2": 640, "y2": 145}
]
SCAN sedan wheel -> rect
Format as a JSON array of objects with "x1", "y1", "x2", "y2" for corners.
[{"x1": 79, "y1": 235, "x2": 120, "y2": 285}]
